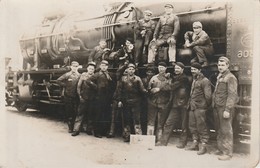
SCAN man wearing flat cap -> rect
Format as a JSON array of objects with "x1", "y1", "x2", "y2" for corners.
[
  {"x1": 157, "y1": 62, "x2": 191, "y2": 147},
  {"x1": 212, "y1": 56, "x2": 238, "y2": 160},
  {"x1": 87, "y1": 60, "x2": 116, "y2": 138},
  {"x1": 147, "y1": 62, "x2": 172, "y2": 141},
  {"x1": 148, "y1": 4, "x2": 180, "y2": 65},
  {"x1": 57, "y1": 61, "x2": 80, "y2": 133},
  {"x1": 71, "y1": 62, "x2": 96, "y2": 136},
  {"x1": 88, "y1": 39, "x2": 110, "y2": 68},
  {"x1": 184, "y1": 21, "x2": 214, "y2": 67},
  {"x1": 186, "y1": 62, "x2": 212, "y2": 155},
  {"x1": 116, "y1": 63, "x2": 147, "y2": 142},
  {"x1": 134, "y1": 10, "x2": 156, "y2": 66}
]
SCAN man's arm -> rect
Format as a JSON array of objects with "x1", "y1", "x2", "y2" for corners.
[
  {"x1": 172, "y1": 15, "x2": 180, "y2": 38},
  {"x1": 153, "y1": 19, "x2": 161, "y2": 39},
  {"x1": 225, "y1": 75, "x2": 238, "y2": 112},
  {"x1": 203, "y1": 78, "x2": 212, "y2": 106},
  {"x1": 190, "y1": 31, "x2": 210, "y2": 47}
]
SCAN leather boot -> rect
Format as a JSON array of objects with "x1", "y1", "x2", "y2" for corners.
[
  {"x1": 176, "y1": 141, "x2": 187, "y2": 149},
  {"x1": 156, "y1": 128, "x2": 163, "y2": 142},
  {"x1": 134, "y1": 125, "x2": 142, "y2": 135},
  {"x1": 147, "y1": 125, "x2": 154, "y2": 135},
  {"x1": 186, "y1": 140, "x2": 199, "y2": 150},
  {"x1": 197, "y1": 143, "x2": 207, "y2": 155}
]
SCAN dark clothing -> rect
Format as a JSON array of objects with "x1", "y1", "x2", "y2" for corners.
[
  {"x1": 189, "y1": 73, "x2": 212, "y2": 143},
  {"x1": 88, "y1": 70, "x2": 115, "y2": 136},
  {"x1": 88, "y1": 46, "x2": 110, "y2": 67},
  {"x1": 160, "y1": 107, "x2": 188, "y2": 145},
  {"x1": 134, "y1": 19, "x2": 156, "y2": 65},
  {"x1": 147, "y1": 74, "x2": 172, "y2": 138},
  {"x1": 57, "y1": 71, "x2": 80, "y2": 131},
  {"x1": 212, "y1": 70, "x2": 238, "y2": 156},
  {"x1": 154, "y1": 13, "x2": 180, "y2": 40},
  {"x1": 159, "y1": 73, "x2": 191, "y2": 145},
  {"x1": 184, "y1": 30, "x2": 214, "y2": 64},
  {"x1": 73, "y1": 72, "x2": 95, "y2": 133},
  {"x1": 57, "y1": 71, "x2": 80, "y2": 98},
  {"x1": 189, "y1": 73, "x2": 212, "y2": 111},
  {"x1": 117, "y1": 75, "x2": 147, "y2": 135},
  {"x1": 117, "y1": 45, "x2": 135, "y2": 67}
]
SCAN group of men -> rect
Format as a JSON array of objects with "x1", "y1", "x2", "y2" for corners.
[
  {"x1": 57, "y1": 54, "x2": 238, "y2": 161},
  {"x1": 86, "y1": 4, "x2": 213, "y2": 68}
]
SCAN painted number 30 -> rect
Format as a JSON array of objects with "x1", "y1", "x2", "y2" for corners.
[{"x1": 237, "y1": 50, "x2": 253, "y2": 58}]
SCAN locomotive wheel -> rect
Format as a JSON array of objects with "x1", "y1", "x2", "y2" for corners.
[{"x1": 15, "y1": 101, "x2": 28, "y2": 112}]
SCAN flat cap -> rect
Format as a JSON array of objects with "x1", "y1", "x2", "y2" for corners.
[
  {"x1": 146, "y1": 65, "x2": 156, "y2": 72},
  {"x1": 71, "y1": 61, "x2": 79, "y2": 67},
  {"x1": 175, "y1": 62, "x2": 185, "y2": 69},
  {"x1": 127, "y1": 63, "x2": 136, "y2": 68},
  {"x1": 100, "y1": 60, "x2": 109, "y2": 65},
  {"x1": 193, "y1": 21, "x2": 203, "y2": 28},
  {"x1": 99, "y1": 39, "x2": 107, "y2": 42},
  {"x1": 88, "y1": 61, "x2": 96, "y2": 67},
  {"x1": 218, "y1": 56, "x2": 230, "y2": 64},
  {"x1": 158, "y1": 61, "x2": 167, "y2": 67},
  {"x1": 164, "y1": 4, "x2": 174, "y2": 8},
  {"x1": 191, "y1": 62, "x2": 202, "y2": 69},
  {"x1": 144, "y1": 10, "x2": 153, "y2": 16}
]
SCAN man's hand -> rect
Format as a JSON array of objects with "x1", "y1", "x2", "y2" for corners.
[
  {"x1": 167, "y1": 36, "x2": 176, "y2": 44},
  {"x1": 79, "y1": 97, "x2": 84, "y2": 103},
  {"x1": 118, "y1": 101, "x2": 123, "y2": 108},
  {"x1": 223, "y1": 111, "x2": 230, "y2": 119},
  {"x1": 151, "y1": 38, "x2": 156, "y2": 42},
  {"x1": 150, "y1": 88, "x2": 160, "y2": 94},
  {"x1": 184, "y1": 40, "x2": 191, "y2": 48},
  {"x1": 140, "y1": 30, "x2": 146, "y2": 37}
]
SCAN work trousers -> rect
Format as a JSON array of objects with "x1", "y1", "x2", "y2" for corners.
[
  {"x1": 189, "y1": 109, "x2": 209, "y2": 143},
  {"x1": 147, "y1": 102, "x2": 169, "y2": 137},
  {"x1": 160, "y1": 107, "x2": 188, "y2": 145},
  {"x1": 73, "y1": 99, "x2": 95, "y2": 132},
  {"x1": 64, "y1": 97, "x2": 78, "y2": 131},
  {"x1": 191, "y1": 45, "x2": 214, "y2": 64},
  {"x1": 213, "y1": 106, "x2": 234, "y2": 156}
]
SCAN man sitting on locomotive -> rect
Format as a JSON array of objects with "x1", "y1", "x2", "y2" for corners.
[
  {"x1": 148, "y1": 4, "x2": 180, "y2": 65},
  {"x1": 116, "y1": 39, "x2": 135, "y2": 67},
  {"x1": 134, "y1": 10, "x2": 156, "y2": 66},
  {"x1": 184, "y1": 21, "x2": 214, "y2": 67},
  {"x1": 88, "y1": 39, "x2": 110, "y2": 68}
]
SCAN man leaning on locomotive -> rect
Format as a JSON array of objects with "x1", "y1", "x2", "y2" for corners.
[{"x1": 56, "y1": 4, "x2": 238, "y2": 161}]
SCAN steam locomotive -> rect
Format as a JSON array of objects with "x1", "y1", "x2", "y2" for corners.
[{"x1": 6, "y1": 2, "x2": 254, "y2": 141}]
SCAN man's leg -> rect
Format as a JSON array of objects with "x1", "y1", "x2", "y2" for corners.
[
  {"x1": 187, "y1": 110, "x2": 199, "y2": 150},
  {"x1": 72, "y1": 102, "x2": 87, "y2": 136}
]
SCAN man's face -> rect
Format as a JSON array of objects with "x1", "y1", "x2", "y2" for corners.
[
  {"x1": 144, "y1": 14, "x2": 151, "y2": 20},
  {"x1": 174, "y1": 65, "x2": 183, "y2": 75},
  {"x1": 165, "y1": 7, "x2": 173, "y2": 15},
  {"x1": 218, "y1": 61, "x2": 229, "y2": 73},
  {"x1": 99, "y1": 41, "x2": 107, "y2": 49},
  {"x1": 87, "y1": 65, "x2": 95, "y2": 74},
  {"x1": 193, "y1": 26, "x2": 202, "y2": 35},
  {"x1": 127, "y1": 67, "x2": 135, "y2": 76},
  {"x1": 191, "y1": 67, "x2": 200, "y2": 77},
  {"x1": 158, "y1": 65, "x2": 166, "y2": 74},
  {"x1": 100, "y1": 63, "x2": 108, "y2": 71},
  {"x1": 146, "y1": 70, "x2": 155, "y2": 77},
  {"x1": 71, "y1": 65, "x2": 78, "y2": 73}
]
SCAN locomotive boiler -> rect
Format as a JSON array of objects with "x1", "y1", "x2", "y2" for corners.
[{"x1": 6, "y1": 2, "x2": 255, "y2": 141}]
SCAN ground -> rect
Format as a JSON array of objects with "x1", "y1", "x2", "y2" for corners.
[{"x1": 0, "y1": 107, "x2": 257, "y2": 168}]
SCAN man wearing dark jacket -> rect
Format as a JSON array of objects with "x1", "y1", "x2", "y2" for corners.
[
  {"x1": 87, "y1": 60, "x2": 116, "y2": 138},
  {"x1": 116, "y1": 63, "x2": 147, "y2": 142},
  {"x1": 212, "y1": 57, "x2": 238, "y2": 160},
  {"x1": 187, "y1": 62, "x2": 212, "y2": 155},
  {"x1": 157, "y1": 62, "x2": 191, "y2": 147},
  {"x1": 71, "y1": 62, "x2": 96, "y2": 136},
  {"x1": 57, "y1": 61, "x2": 80, "y2": 133}
]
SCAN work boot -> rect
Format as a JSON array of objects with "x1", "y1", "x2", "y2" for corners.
[
  {"x1": 176, "y1": 141, "x2": 187, "y2": 149},
  {"x1": 156, "y1": 129, "x2": 163, "y2": 142},
  {"x1": 218, "y1": 155, "x2": 232, "y2": 161},
  {"x1": 211, "y1": 149, "x2": 223, "y2": 155},
  {"x1": 197, "y1": 143, "x2": 207, "y2": 155},
  {"x1": 186, "y1": 140, "x2": 199, "y2": 150},
  {"x1": 71, "y1": 131, "x2": 80, "y2": 136}
]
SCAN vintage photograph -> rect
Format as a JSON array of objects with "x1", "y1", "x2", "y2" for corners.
[{"x1": 1, "y1": 0, "x2": 259, "y2": 167}]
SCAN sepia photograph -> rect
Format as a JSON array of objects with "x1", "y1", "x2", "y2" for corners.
[{"x1": 1, "y1": 0, "x2": 259, "y2": 167}]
